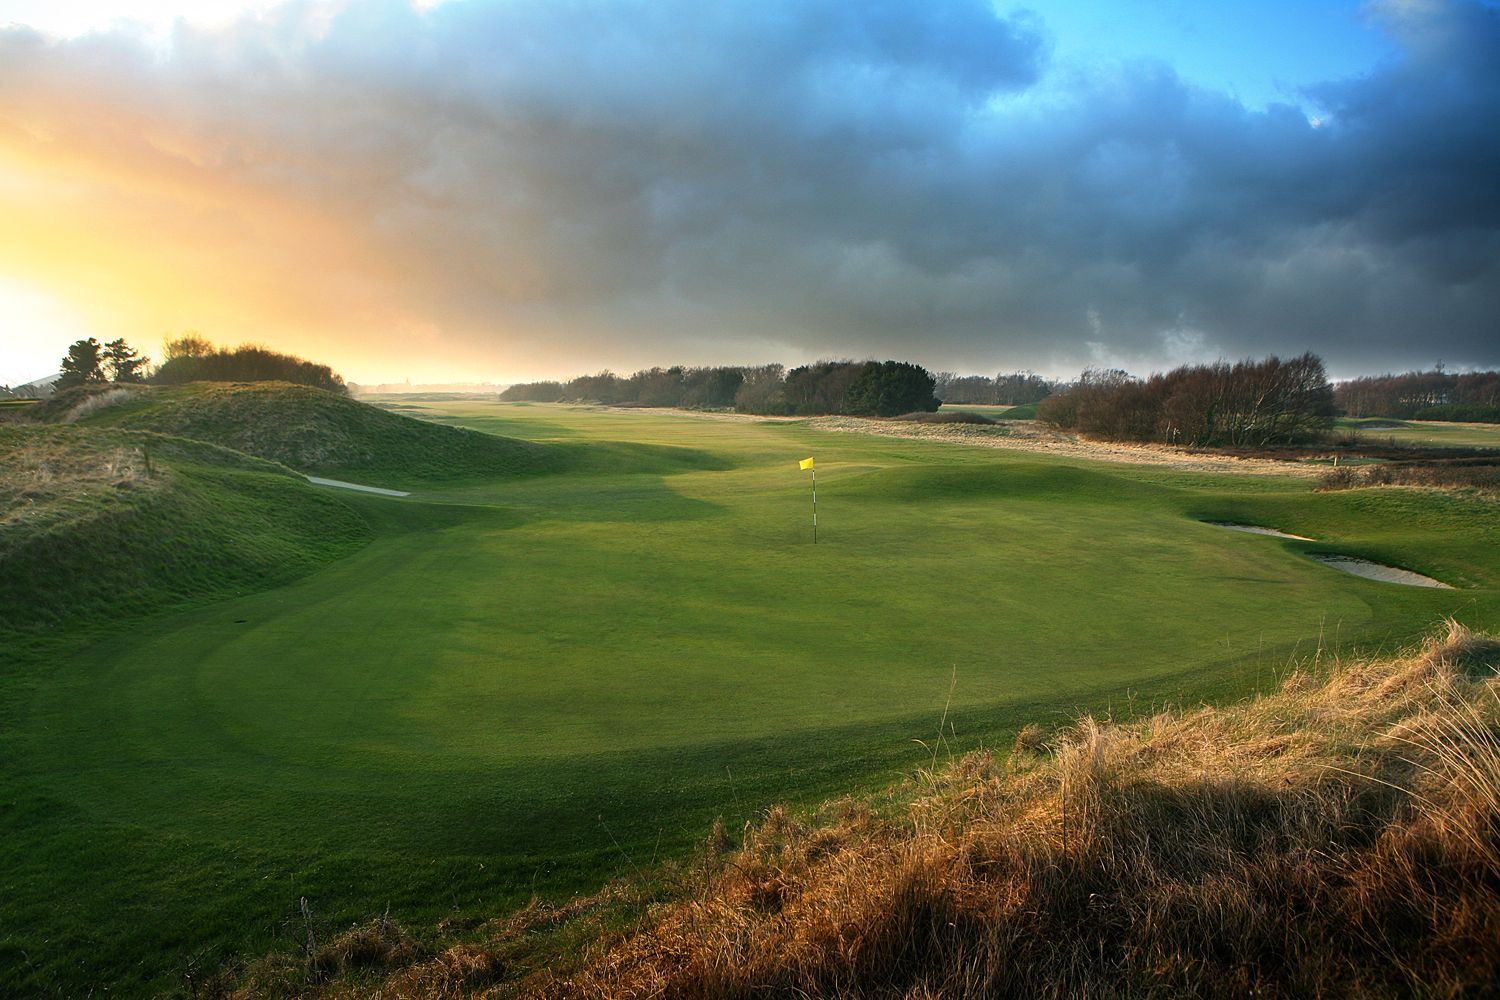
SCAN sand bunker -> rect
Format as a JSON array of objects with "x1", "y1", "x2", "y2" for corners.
[
  {"x1": 1206, "y1": 522, "x2": 1452, "y2": 588},
  {"x1": 1207, "y1": 522, "x2": 1315, "y2": 541},
  {"x1": 1308, "y1": 554, "x2": 1453, "y2": 589}
]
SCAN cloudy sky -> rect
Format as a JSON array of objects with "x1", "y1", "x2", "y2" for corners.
[{"x1": 1, "y1": 0, "x2": 1496, "y2": 386}]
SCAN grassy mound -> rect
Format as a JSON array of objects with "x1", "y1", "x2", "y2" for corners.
[
  {"x1": 996, "y1": 401, "x2": 1039, "y2": 420},
  {"x1": 0, "y1": 425, "x2": 369, "y2": 655},
  {"x1": 71, "y1": 382, "x2": 557, "y2": 486}
]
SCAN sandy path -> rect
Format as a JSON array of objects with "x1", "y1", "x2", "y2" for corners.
[{"x1": 305, "y1": 476, "x2": 411, "y2": 497}]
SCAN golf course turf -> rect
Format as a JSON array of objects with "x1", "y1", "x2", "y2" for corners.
[{"x1": 3, "y1": 399, "x2": 1498, "y2": 994}]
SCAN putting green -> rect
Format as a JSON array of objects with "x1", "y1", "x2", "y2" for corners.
[{"x1": 4, "y1": 403, "x2": 1497, "y2": 994}]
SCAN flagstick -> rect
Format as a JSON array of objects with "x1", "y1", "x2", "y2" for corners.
[{"x1": 812, "y1": 467, "x2": 817, "y2": 544}]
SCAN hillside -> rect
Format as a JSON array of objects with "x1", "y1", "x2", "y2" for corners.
[
  {"x1": 55, "y1": 382, "x2": 559, "y2": 487},
  {"x1": 228, "y1": 623, "x2": 1500, "y2": 999},
  {"x1": 0, "y1": 424, "x2": 369, "y2": 655}
]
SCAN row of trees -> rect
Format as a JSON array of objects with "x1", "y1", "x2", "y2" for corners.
[
  {"x1": 934, "y1": 371, "x2": 1055, "y2": 405},
  {"x1": 54, "y1": 334, "x2": 347, "y2": 394},
  {"x1": 1037, "y1": 354, "x2": 1335, "y2": 447},
  {"x1": 505, "y1": 360, "x2": 940, "y2": 417},
  {"x1": 1335, "y1": 370, "x2": 1500, "y2": 421},
  {"x1": 58, "y1": 337, "x2": 151, "y2": 388},
  {"x1": 504, "y1": 366, "x2": 749, "y2": 408}
]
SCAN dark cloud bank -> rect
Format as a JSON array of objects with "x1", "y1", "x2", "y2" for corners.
[{"x1": 3, "y1": 0, "x2": 1497, "y2": 377}]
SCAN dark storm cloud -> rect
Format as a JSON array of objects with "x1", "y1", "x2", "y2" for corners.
[{"x1": 1, "y1": 0, "x2": 1496, "y2": 377}]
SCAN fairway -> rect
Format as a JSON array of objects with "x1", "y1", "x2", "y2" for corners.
[
  {"x1": 1335, "y1": 416, "x2": 1500, "y2": 450},
  {"x1": 5, "y1": 403, "x2": 1499, "y2": 994}
]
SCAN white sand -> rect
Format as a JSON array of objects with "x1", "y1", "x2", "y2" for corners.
[
  {"x1": 1308, "y1": 554, "x2": 1453, "y2": 589},
  {"x1": 1207, "y1": 522, "x2": 1316, "y2": 541}
]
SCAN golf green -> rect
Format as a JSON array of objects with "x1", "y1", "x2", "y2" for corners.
[{"x1": 4, "y1": 403, "x2": 1497, "y2": 994}]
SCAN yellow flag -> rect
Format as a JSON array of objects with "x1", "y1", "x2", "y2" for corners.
[{"x1": 799, "y1": 457, "x2": 815, "y2": 470}]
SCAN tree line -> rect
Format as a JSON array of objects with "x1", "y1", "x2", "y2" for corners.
[
  {"x1": 504, "y1": 360, "x2": 941, "y2": 417},
  {"x1": 933, "y1": 371, "x2": 1056, "y2": 405},
  {"x1": 1334, "y1": 369, "x2": 1500, "y2": 422},
  {"x1": 1037, "y1": 354, "x2": 1335, "y2": 447},
  {"x1": 54, "y1": 334, "x2": 346, "y2": 394}
]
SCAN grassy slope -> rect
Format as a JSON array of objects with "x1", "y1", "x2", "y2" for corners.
[
  {"x1": 3, "y1": 403, "x2": 1499, "y2": 995},
  {"x1": 71, "y1": 382, "x2": 562, "y2": 487},
  {"x1": 1335, "y1": 415, "x2": 1500, "y2": 450}
]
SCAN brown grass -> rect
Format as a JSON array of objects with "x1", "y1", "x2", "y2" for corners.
[
  {"x1": 891, "y1": 411, "x2": 998, "y2": 425},
  {"x1": 809, "y1": 416, "x2": 1321, "y2": 477},
  {"x1": 1320, "y1": 462, "x2": 1500, "y2": 492},
  {"x1": 217, "y1": 624, "x2": 1500, "y2": 999},
  {"x1": 538, "y1": 622, "x2": 1500, "y2": 999},
  {"x1": 0, "y1": 427, "x2": 163, "y2": 532}
]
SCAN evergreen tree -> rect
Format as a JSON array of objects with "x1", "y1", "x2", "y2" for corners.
[
  {"x1": 58, "y1": 338, "x2": 106, "y2": 388},
  {"x1": 844, "y1": 360, "x2": 940, "y2": 417},
  {"x1": 103, "y1": 339, "x2": 150, "y2": 383}
]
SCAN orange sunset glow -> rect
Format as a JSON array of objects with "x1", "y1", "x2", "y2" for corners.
[{"x1": 2, "y1": 0, "x2": 1496, "y2": 387}]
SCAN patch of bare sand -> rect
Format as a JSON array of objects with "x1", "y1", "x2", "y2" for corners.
[{"x1": 806, "y1": 416, "x2": 1321, "y2": 477}]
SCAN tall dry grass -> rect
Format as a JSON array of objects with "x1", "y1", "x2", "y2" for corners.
[
  {"x1": 0, "y1": 431, "x2": 161, "y2": 531},
  {"x1": 540, "y1": 622, "x2": 1500, "y2": 999}
]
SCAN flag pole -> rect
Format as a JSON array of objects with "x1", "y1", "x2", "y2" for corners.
[{"x1": 798, "y1": 457, "x2": 817, "y2": 543}]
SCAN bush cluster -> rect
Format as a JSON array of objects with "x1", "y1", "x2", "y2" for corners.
[
  {"x1": 153, "y1": 337, "x2": 345, "y2": 394},
  {"x1": 1038, "y1": 354, "x2": 1334, "y2": 447},
  {"x1": 933, "y1": 371, "x2": 1055, "y2": 405}
]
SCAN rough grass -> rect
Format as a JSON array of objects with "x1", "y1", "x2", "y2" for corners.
[
  {"x1": 65, "y1": 381, "x2": 560, "y2": 486},
  {"x1": 0, "y1": 424, "x2": 369, "y2": 652},
  {"x1": 893, "y1": 411, "x2": 997, "y2": 425},
  {"x1": 205, "y1": 623, "x2": 1500, "y2": 999}
]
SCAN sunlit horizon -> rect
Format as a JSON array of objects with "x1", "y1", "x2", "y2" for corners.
[{"x1": 2, "y1": 0, "x2": 1496, "y2": 388}]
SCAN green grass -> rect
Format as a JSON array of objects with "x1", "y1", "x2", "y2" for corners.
[
  {"x1": 1334, "y1": 416, "x2": 1500, "y2": 449},
  {"x1": 3, "y1": 402, "x2": 1499, "y2": 995},
  {"x1": 936, "y1": 402, "x2": 1039, "y2": 419}
]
